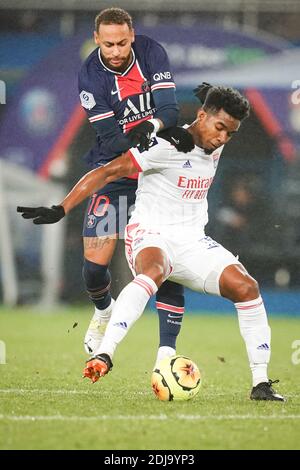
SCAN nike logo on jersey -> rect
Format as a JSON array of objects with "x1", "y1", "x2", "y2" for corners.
[
  {"x1": 171, "y1": 137, "x2": 180, "y2": 145},
  {"x1": 111, "y1": 88, "x2": 123, "y2": 95}
]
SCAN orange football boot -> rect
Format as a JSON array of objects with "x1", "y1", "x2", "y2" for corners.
[{"x1": 83, "y1": 353, "x2": 113, "y2": 383}]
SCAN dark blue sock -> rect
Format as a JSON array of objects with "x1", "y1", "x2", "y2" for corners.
[
  {"x1": 156, "y1": 280, "x2": 185, "y2": 349},
  {"x1": 82, "y1": 259, "x2": 112, "y2": 310}
]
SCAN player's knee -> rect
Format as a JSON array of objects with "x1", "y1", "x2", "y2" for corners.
[
  {"x1": 142, "y1": 263, "x2": 166, "y2": 288},
  {"x1": 82, "y1": 259, "x2": 110, "y2": 284},
  {"x1": 234, "y1": 275, "x2": 259, "y2": 302}
]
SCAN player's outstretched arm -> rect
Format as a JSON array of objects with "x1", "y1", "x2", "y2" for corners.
[
  {"x1": 61, "y1": 152, "x2": 136, "y2": 214},
  {"x1": 17, "y1": 152, "x2": 137, "y2": 224}
]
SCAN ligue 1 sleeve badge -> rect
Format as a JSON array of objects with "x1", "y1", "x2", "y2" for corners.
[{"x1": 80, "y1": 90, "x2": 96, "y2": 110}]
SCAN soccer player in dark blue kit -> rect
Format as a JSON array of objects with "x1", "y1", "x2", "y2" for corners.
[{"x1": 78, "y1": 8, "x2": 194, "y2": 367}]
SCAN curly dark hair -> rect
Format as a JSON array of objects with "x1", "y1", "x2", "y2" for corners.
[
  {"x1": 194, "y1": 83, "x2": 250, "y2": 121},
  {"x1": 95, "y1": 7, "x2": 133, "y2": 32}
]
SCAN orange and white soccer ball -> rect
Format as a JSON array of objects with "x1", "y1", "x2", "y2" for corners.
[{"x1": 151, "y1": 355, "x2": 202, "y2": 401}]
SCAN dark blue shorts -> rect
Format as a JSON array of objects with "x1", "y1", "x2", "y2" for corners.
[{"x1": 82, "y1": 178, "x2": 138, "y2": 238}]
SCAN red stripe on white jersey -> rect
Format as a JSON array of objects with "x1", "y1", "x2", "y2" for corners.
[
  {"x1": 126, "y1": 223, "x2": 140, "y2": 239},
  {"x1": 155, "y1": 302, "x2": 184, "y2": 314},
  {"x1": 128, "y1": 150, "x2": 143, "y2": 172}
]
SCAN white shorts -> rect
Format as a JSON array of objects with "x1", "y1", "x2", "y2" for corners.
[{"x1": 124, "y1": 223, "x2": 241, "y2": 296}]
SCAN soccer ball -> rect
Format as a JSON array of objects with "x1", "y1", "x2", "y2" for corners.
[{"x1": 151, "y1": 355, "x2": 202, "y2": 401}]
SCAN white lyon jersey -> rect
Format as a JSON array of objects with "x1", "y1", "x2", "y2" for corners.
[
  {"x1": 128, "y1": 135, "x2": 224, "y2": 240},
  {"x1": 126, "y1": 135, "x2": 240, "y2": 296}
]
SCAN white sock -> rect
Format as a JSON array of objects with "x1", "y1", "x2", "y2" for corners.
[
  {"x1": 154, "y1": 346, "x2": 176, "y2": 370},
  {"x1": 95, "y1": 274, "x2": 158, "y2": 358},
  {"x1": 235, "y1": 296, "x2": 271, "y2": 387}
]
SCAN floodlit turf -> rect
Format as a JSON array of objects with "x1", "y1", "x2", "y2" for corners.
[{"x1": 0, "y1": 307, "x2": 299, "y2": 450}]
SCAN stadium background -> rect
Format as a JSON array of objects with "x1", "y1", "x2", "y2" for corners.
[
  {"x1": 0, "y1": 0, "x2": 300, "y2": 452},
  {"x1": 0, "y1": 0, "x2": 299, "y2": 314}
]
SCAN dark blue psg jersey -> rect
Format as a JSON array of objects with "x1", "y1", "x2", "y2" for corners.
[{"x1": 78, "y1": 35, "x2": 178, "y2": 168}]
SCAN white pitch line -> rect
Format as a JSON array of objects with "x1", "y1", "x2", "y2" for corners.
[
  {"x1": 0, "y1": 389, "x2": 150, "y2": 396},
  {"x1": 0, "y1": 414, "x2": 300, "y2": 422},
  {"x1": 0, "y1": 389, "x2": 299, "y2": 398},
  {"x1": 176, "y1": 414, "x2": 300, "y2": 421},
  {"x1": 0, "y1": 414, "x2": 167, "y2": 422}
]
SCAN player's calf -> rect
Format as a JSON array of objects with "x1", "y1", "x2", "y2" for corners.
[
  {"x1": 220, "y1": 265, "x2": 275, "y2": 391},
  {"x1": 155, "y1": 280, "x2": 185, "y2": 368}
]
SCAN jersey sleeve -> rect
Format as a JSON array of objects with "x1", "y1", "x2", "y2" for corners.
[
  {"x1": 146, "y1": 39, "x2": 179, "y2": 128},
  {"x1": 128, "y1": 137, "x2": 173, "y2": 172},
  {"x1": 78, "y1": 69, "x2": 115, "y2": 124},
  {"x1": 146, "y1": 39, "x2": 176, "y2": 93}
]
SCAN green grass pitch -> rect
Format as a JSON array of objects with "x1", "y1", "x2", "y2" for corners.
[{"x1": 0, "y1": 307, "x2": 299, "y2": 450}]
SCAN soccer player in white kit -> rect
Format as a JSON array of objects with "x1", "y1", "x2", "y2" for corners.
[{"x1": 18, "y1": 85, "x2": 285, "y2": 401}]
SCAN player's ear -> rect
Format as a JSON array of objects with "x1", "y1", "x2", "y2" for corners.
[
  {"x1": 94, "y1": 30, "x2": 100, "y2": 45},
  {"x1": 197, "y1": 108, "x2": 207, "y2": 122},
  {"x1": 131, "y1": 28, "x2": 135, "y2": 43}
]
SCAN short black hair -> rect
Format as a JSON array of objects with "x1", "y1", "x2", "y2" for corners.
[
  {"x1": 95, "y1": 8, "x2": 133, "y2": 33},
  {"x1": 203, "y1": 86, "x2": 250, "y2": 121}
]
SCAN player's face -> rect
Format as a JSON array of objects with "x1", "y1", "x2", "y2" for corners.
[
  {"x1": 196, "y1": 108, "x2": 240, "y2": 151},
  {"x1": 94, "y1": 23, "x2": 134, "y2": 72}
]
